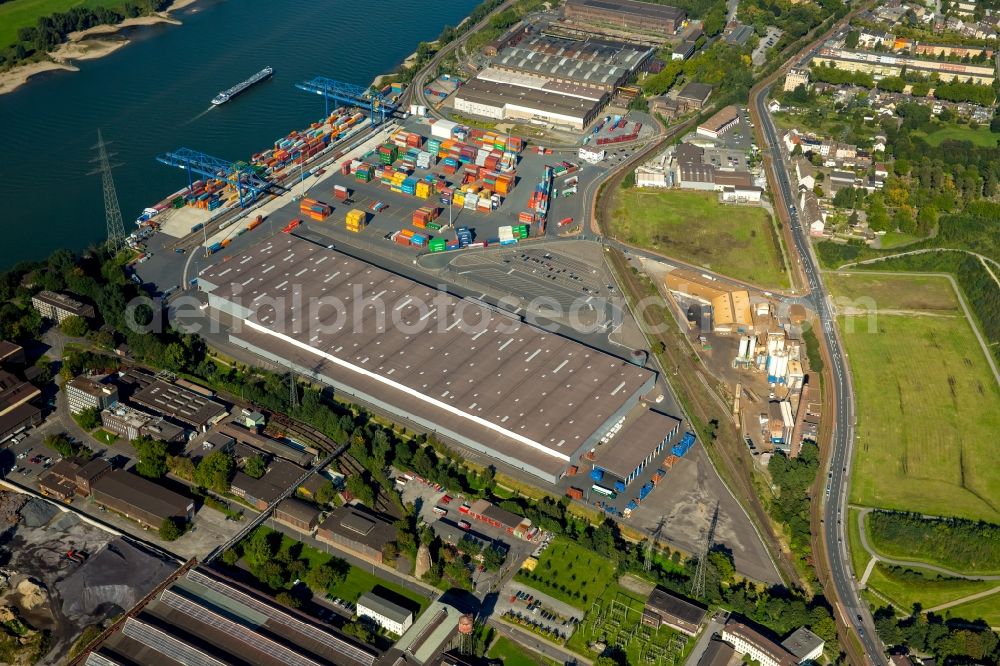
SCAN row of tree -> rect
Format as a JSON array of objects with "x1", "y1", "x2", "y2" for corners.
[{"x1": 869, "y1": 510, "x2": 1000, "y2": 573}]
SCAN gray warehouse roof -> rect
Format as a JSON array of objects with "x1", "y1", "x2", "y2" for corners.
[
  {"x1": 566, "y1": 0, "x2": 686, "y2": 22},
  {"x1": 357, "y1": 591, "x2": 413, "y2": 625},
  {"x1": 456, "y1": 77, "x2": 602, "y2": 121},
  {"x1": 130, "y1": 380, "x2": 227, "y2": 428},
  {"x1": 92, "y1": 470, "x2": 193, "y2": 520},
  {"x1": 495, "y1": 41, "x2": 647, "y2": 88},
  {"x1": 200, "y1": 235, "x2": 655, "y2": 478},
  {"x1": 592, "y1": 408, "x2": 680, "y2": 479}
]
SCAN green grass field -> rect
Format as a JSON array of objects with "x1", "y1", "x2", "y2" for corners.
[
  {"x1": 847, "y1": 508, "x2": 870, "y2": 580},
  {"x1": 831, "y1": 273, "x2": 1000, "y2": 524},
  {"x1": 515, "y1": 537, "x2": 617, "y2": 610},
  {"x1": 564, "y1": 582, "x2": 691, "y2": 665},
  {"x1": 865, "y1": 563, "x2": 1000, "y2": 612},
  {"x1": 609, "y1": 189, "x2": 789, "y2": 288},
  {"x1": 487, "y1": 636, "x2": 560, "y2": 666},
  {"x1": 824, "y1": 273, "x2": 960, "y2": 313},
  {"x1": 0, "y1": 0, "x2": 122, "y2": 50},
  {"x1": 915, "y1": 124, "x2": 999, "y2": 148},
  {"x1": 942, "y1": 589, "x2": 1000, "y2": 627}
]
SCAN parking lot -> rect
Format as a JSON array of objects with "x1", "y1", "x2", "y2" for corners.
[{"x1": 496, "y1": 580, "x2": 584, "y2": 641}]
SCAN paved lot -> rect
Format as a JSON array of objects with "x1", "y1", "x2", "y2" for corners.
[{"x1": 496, "y1": 580, "x2": 584, "y2": 641}]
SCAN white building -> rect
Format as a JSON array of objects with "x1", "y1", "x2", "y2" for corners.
[
  {"x1": 721, "y1": 185, "x2": 763, "y2": 203},
  {"x1": 65, "y1": 376, "x2": 118, "y2": 415},
  {"x1": 578, "y1": 147, "x2": 606, "y2": 164},
  {"x1": 357, "y1": 592, "x2": 414, "y2": 636},
  {"x1": 722, "y1": 622, "x2": 797, "y2": 666}
]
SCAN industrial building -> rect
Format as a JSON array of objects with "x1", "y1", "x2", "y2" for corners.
[
  {"x1": 563, "y1": 0, "x2": 686, "y2": 36},
  {"x1": 697, "y1": 105, "x2": 742, "y2": 139},
  {"x1": 0, "y1": 369, "x2": 41, "y2": 442},
  {"x1": 811, "y1": 47, "x2": 997, "y2": 85},
  {"x1": 356, "y1": 591, "x2": 414, "y2": 636},
  {"x1": 130, "y1": 379, "x2": 228, "y2": 432},
  {"x1": 31, "y1": 290, "x2": 95, "y2": 323},
  {"x1": 101, "y1": 403, "x2": 185, "y2": 443},
  {"x1": 464, "y1": 498, "x2": 532, "y2": 537},
  {"x1": 391, "y1": 601, "x2": 468, "y2": 665},
  {"x1": 641, "y1": 587, "x2": 706, "y2": 636},
  {"x1": 38, "y1": 457, "x2": 111, "y2": 502},
  {"x1": 781, "y1": 627, "x2": 825, "y2": 663},
  {"x1": 721, "y1": 621, "x2": 798, "y2": 666},
  {"x1": 589, "y1": 408, "x2": 681, "y2": 487},
  {"x1": 454, "y1": 34, "x2": 652, "y2": 130},
  {"x1": 230, "y1": 458, "x2": 305, "y2": 509},
  {"x1": 273, "y1": 497, "x2": 321, "y2": 533},
  {"x1": 0, "y1": 340, "x2": 25, "y2": 369},
  {"x1": 200, "y1": 235, "x2": 657, "y2": 484},
  {"x1": 90, "y1": 469, "x2": 195, "y2": 529},
  {"x1": 66, "y1": 375, "x2": 119, "y2": 414},
  {"x1": 215, "y1": 420, "x2": 317, "y2": 467},
  {"x1": 316, "y1": 504, "x2": 398, "y2": 563},
  {"x1": 78, "y1": 566, "x2": 379, "y2": 666}
]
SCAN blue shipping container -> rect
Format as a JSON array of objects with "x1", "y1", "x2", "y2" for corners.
[
  {"x1": 590, "y1": 468, "x2": 604, "y2": 482},
  {"x1": 613, "y1": 480, "x2": 626, "y2": 493}
]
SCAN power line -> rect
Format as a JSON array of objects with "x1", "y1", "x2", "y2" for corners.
[
  {"x1": 90, "y1": 130, "x2": 127, "y2": 256},
  {"x1": 691, "y1": 503, "x2": 719, "y2": 600}
]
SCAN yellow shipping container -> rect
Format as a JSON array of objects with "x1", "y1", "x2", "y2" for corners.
[{"x1": 453, "y1": 192, "x2": 466, "y2": 206}]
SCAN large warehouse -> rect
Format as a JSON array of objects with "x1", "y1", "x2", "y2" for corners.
[
  {"x1": 453, "y1": 34, "x2": 652, "y2": 130},
  {"x1": 199, "y1": 235, "x2": 658, "y2": 483},
  {"x1": 564, "y1": 0, "x2": 686, "y2": 36}
]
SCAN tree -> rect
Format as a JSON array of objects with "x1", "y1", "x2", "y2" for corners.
[
  {"x1": 134, "y1": 436, "x2": 168, "y2": 479},
  {"x1": 244, "y1": 454, "x2": 267, "y2": 479},
  {"x1": 195, "y1": 450, "x2": 235, "y2": 492},
  {"x1": 243, "y1": 528, "x2": 276, "y2": 567},
  {"x1": 167, "y1": 454, "x2": 196, "y2": 481},
  {"x1": 275, "y1": 591, "x2": 301, "y2": 608},
  {"x1": 60, "y1": 315, "x2": 89, "y2": 338},
  {"x1": 221, "y1": 548, "x2": 239, "y2": 566},
  {"x1": 345, "y1": 473, "x2": 375, "y2": 506},
  {"x1": 44, "y1": 433, "x2": 77, "y2": 458},
  {"x1": 76, "y1": 406, "x2": 100, "y2": 431},
  {"x1": 304, "y1": 559, "x2": 348, "y2": 595},
  {"x1": 342, "y1": 619, "x2": 375, "y2": 643},
  {"x1": 483, "y1": 546, "x2": 505, "y2": 571},
  {"x1": 844, "y1": 30, "x2": 859, "y2": 48},
  {"x1": 159, "y1": 516, "x2": 184, "y2": 541},
  {"x1": 315, "y1": 480, "x2": 338, "y2": 505}
]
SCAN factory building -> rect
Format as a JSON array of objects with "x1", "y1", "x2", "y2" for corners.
[
  {"x1": 697, "y1": 105, "x2": 742, "y2": 139},
  {"x1": 811, "y1": 48, "x2": 996, "y2": 85},
  {"x1": 589, "y1": 408, "x2": 681, "y2": 487},
  {"x1": 316, "y1": 504, "x2": 398, "y2": 563},
  {"x1": 91, "y1": 469, "x2": 195, "y2": 529},
  {"x1": 78, "y1": 567, "x2": 379, "y2": 666},
  {"x1": 230, "y1": 458, "x2": 305, "y2": 510},
  {"x1": 101, "y1": 403, "x2": 185, "y2": 443},
  {"x1": 130, "y1": 379, "x2": 228, "y2": 432},
  {"x1": 200, "y1": 235, "x2": 657, "y2": 484},
  {"x1": 721, "y1": 621, "x2": 798, "y2": 666},
  {"x1": 273, "y1": 497, "x2": 321, "y2": 533},
  {"x1": 454, "y1": 34, "x2": 652, "y2": 130},
  {"x1": 564, "y1": 0, "x2": 686, "y2": 36}
]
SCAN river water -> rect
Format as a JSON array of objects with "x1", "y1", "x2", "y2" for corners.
[{"x1": 0, "y1": 0, "x2": 477, "y2": 270}]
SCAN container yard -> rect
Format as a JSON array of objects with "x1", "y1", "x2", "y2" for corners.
[{"x1": 590, "y1": 114, "x2": 644, "y2": 146}]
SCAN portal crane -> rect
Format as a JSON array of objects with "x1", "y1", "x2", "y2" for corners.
[
  {"x1": 155, "y1": 147, "x2": 273, "y2": 208},
  {"x1": 295, "y1": 76, "x2": 396, "y2": 127}
]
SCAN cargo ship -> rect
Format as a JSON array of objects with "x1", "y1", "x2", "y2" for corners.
[{"x1": 211, "y1": 66, "x2": 273, "y2": 105}]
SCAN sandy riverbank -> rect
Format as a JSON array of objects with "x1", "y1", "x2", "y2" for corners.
[{"x1": 0, "y1": 0, "x2": 199, "y2": 96}]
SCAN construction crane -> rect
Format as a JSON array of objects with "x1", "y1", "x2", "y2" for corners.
[
  {"x1": 295, "y1": 76, "x2": 397, "y2": 127},
  {"x1": 90, "y1": 130, "x2": 127, "y2": 255},
  {"x1": 154, "y1": 148, "x2": 275, "y2": 208}
]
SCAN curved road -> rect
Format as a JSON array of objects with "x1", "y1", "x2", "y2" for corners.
[
  {"x1": 855, "y1": 508, "x2": 1000, "y2": 581},
  {"x1": 752, "y1": 77, "x2": 886, "y2": 665}
]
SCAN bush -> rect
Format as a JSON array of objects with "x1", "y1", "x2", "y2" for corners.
[
  {"x1": 60, "y1": 316, "x2": 90, "y2": 338},
  {"x1": 75, "y1": 407, "x2": 101, "y2": 431},
  {"x1": 159, "y1": 517, "x2": 185, "y2": 541}
]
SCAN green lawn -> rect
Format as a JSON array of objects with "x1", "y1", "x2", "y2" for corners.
[
  {"x1": 487, "y1": 636, "x2": 560, "y2": 666},
  {"x1": 824, "y1": 273, "x2": 960, "y2": 313},
  {"x1": 0, "y1": 0, "x2": 123, "y2": 50},
  {"x1": 847, "y1": 508, "x2": 870, "y2": 580},
  {"x1": 514, "y1": 537, "x2": 617, "y2": 610},
  {"x1": 609, "y1": 189, "x2": 789, "y2": 288},
  {"x1": 915, "y1": 124, "x2": 999, "y2": 148},
  {"x1": 564, "y1": 582, "x2": 691, "y2": 665},
  {"x1": 942, "y1": 589, "x2": 1000, "y2": 627},
  {"x1": 92, "y1": 429, "x2": 118, "y2": 446},
  {"x1": 879, "y1": 231, "x2": 922, "y2": 249},
  {"x1": 830, "y1": 273, "x2": 1000, "y2": 523},
  {"x1": 865, "y1": 563, "x2": 1000, "y2": 613}
]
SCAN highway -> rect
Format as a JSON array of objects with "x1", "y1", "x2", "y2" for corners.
[{"x1": 751, "y1": 80, "x2": 885, "y2": 665}]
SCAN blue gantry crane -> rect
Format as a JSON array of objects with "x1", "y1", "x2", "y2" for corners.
[
  {"x1": 295, "y1": 76, "x2": 396, "y2": 127},
  {"x1": 155, "y1": 147, "x2": 274, "y2": 208}
]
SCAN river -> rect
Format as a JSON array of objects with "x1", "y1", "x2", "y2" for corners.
[{"x1": 0, "y1": 0, "x2": 478, "y2": 270}]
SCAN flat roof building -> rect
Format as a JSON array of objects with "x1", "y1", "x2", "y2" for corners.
[
  {"x1": 454, "y1": 76, "x2": 604, "y2": 131},
  {"x1": 91, "y1": 469, "x2": 195, "y2": 529},
  {"x1": 0, "y1": 403, "x2": 41, "y2": 442},
  {"x1": 317, "y1": 504, "x2": 397, "y2": 564},
  {"x1": 357, "y1": 591, "x2": 414, "y2": 636},
  {"x1": 101, "y1": 403, "x2": 185, "y2": 443},
  {"x1": 66, "y1": 376, "x2": 118, "y2": 414},
  {"x1": 677, "y1": 82, "x2": 714, "y2": 109},
  {"x1": 812, "y1": 48, "x2": 996, "y2": 85},
  {"x1": 641, "y1": 587, "x2": 706, "y2": 636},
  {"x1": 0, "y1": 370, "x2": 40, "y2": 418},
  {"x1": 38, "y1": 457, "x2": 111, "y2": 501},
  {"x1": 231, "y1": 458, "x2": 305, "y2": 510},
  {"x1": 698, "y1": 639, "x2": 737, "y2": 666},
  {"x1": 31, "y1": 290, "x2": 95, "y2": 323},
  {"x1": 591, "y1": 408, "x2": 681, "y2": 486},
  {"x1": 200, "y1": 235, "x2": 657, "y2": 484},
  {"x1": 564, "y1": 0, "x2": 686, "y2": 36},
  {"x1": 216, "y1": 420, "x2": 316, "y2": 467},
  {"x1": 79, "y1": 566, "x2": 379, "y2": 666},
  {"x1": 781, "y1": 626, "x2": 825, "y2": 663},
  {"x1": 0, "y1": 341, "x2": 25, "y2": 368},
  {"x1": 130, "y1": 380, "x2": 227, "y2": 432}
]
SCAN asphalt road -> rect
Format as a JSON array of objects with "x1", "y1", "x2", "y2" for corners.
[{"x1": 752, "y1": 81, "x2": 886, "y2": 665}]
